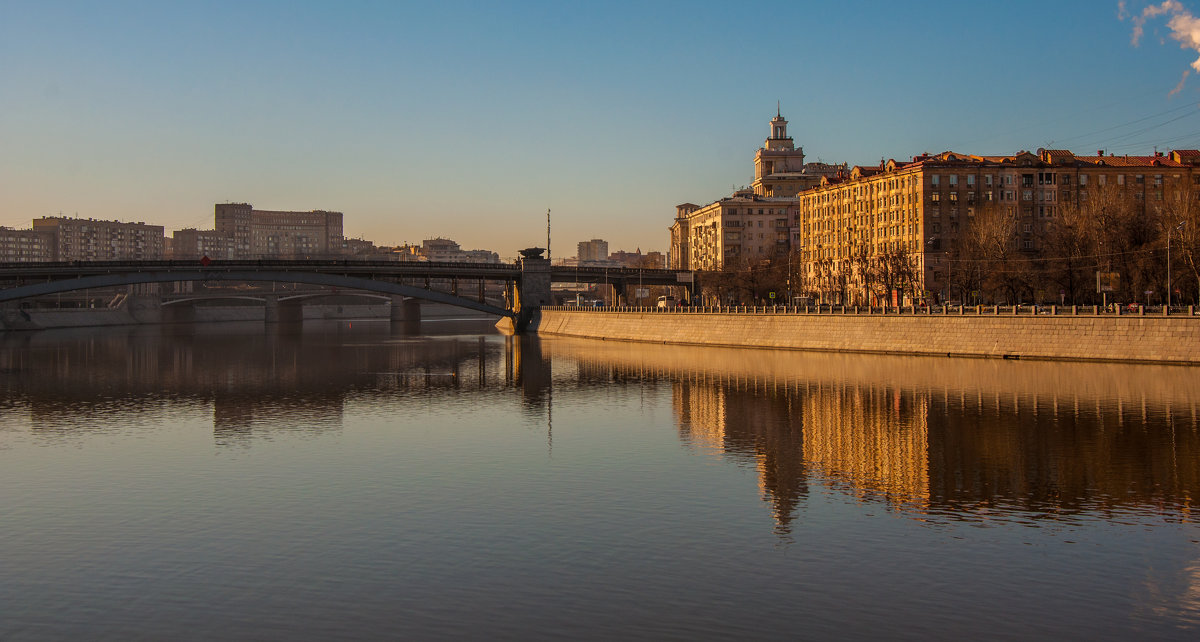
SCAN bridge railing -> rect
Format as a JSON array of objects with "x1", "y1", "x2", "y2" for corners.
[{"x1": 543, "y1": 304, "x2": 1200, "y2": 317}]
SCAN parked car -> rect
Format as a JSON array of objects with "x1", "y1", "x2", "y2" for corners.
[{"x1": 656, "y1": 295, "x2": 678, "y2": 309}]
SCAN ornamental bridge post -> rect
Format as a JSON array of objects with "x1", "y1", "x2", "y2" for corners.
[{"x1": 509, "y1": 247, "x2": 551, "y2": 333}]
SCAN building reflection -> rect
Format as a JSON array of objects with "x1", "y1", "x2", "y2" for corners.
[{"x1": 542, "y1": 338, "x2": 1200, "y2": 529}]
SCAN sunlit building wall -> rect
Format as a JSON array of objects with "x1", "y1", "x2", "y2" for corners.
[{"x1": 32, "y1": 216, "x2": 164, "y2": 261}]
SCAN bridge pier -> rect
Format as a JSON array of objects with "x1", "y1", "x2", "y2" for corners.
[
  {"x1": 510, "y1": 249, "x2": 551, "y2": 333},
  {"x1": 126, "y1": 294, "x2": 163, "y2": 324},
  {"x1": 390, "y1": 296, "x2": 422, "y2": 328},
  {"x1": 264, "y1": 295, "x2": 303, "y2": 324}
]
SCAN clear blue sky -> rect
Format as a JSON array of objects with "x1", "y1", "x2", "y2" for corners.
[{"x1": 3, "y1": 0, "x2": 1200, "y2": 258}]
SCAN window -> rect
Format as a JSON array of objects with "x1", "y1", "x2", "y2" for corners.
[
  {"x1": 949, "y1": 192, "x2": 958, "y2": 202},
  {"x1": 1099, "y1": 174, "x2": 1107, "y2": 185},
  {"x1": 949, "y1": 175, "x2": 958, "y2": 187},
  {"x1": 1023, "y1": 190, "x2": 1033, "y2": 201},
  {"x1": 1117, "y1": 175, "x2": 1125, "y2": 185},
  {"x1": 1080, "y1": 174, "x2": 1088, "y2": 186},
  {"x1": 967, "y1": 175, "x2": 976, "y2": 187},
  {"x1": 985, "y1": 175, "x2": 994, "y2": 186},
  {"x1": 931, "y1": 175, "x2": 940, "y2": 186}
]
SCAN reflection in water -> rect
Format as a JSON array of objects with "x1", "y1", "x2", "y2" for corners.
[
  {"x1": 3, "y1": 325, "x2": 1196, "y2": 529},
  {"x1": 0, "y1": 321, "x2": 528, "y2": 446},
  {"x1": 2, "y1": 325, "x2": 1199, "y2": 638},
  {"x1": 542, "y1": 338, "x2": 1200, "y2": 531}
]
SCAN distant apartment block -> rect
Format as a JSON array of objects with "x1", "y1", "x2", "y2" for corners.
[
  {"x1": 32, "y1": 217, "x2": 164, "y2": 261},
  {"x1": 213, "y1": 203, "x2": 343, "y2": 259},
  {"x1": 0, "y1": 227, "x2": 55, "y2": 262},
  {"x1": 420, "y1": 238, "x2": 499, "y2": 263},
  {"x1": 609, "y1": 248, "x2": 666, "y2": 268},
  {"x1": 170, "y1": 228, "x2": 236, "y2": 260},
  {"x1": 577, "y1": 239, "x2": 609, "y2": 263}
]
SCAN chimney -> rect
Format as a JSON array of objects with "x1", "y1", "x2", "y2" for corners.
[{"x1": 1097, "y1": 150, "x2": 1104, "y2": 156}]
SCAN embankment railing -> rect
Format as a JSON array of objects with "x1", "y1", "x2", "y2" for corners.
[{"x1": 544, "y1": 304, "x2": 1199, "y2": 317}]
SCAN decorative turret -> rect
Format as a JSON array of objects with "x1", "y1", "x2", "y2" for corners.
[{"x1": 764, "y1": 104, "x2": 796, "y2": 153}]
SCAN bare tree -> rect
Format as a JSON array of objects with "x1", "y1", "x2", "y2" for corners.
[{"x1": 961, "y1": 202, "x2": 1026, "y2": 303}]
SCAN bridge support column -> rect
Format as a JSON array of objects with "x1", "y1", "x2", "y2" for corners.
[
  {"x1": 126, "y1": 294, "x2": 162, "y2": 324},
  {"x1": 389, "y1": 296, "x2": 421, "y2": 333},
  {"x1": 512, "y1": 248, "x2": 551, "y2": 333},
  {"x1": 265, "y1": 295, "x2": 279, "y2": 323}
]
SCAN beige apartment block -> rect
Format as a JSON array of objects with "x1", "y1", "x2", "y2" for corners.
[
  {"x1": 32, "y1": 217, "x2": 165, "y2": 261},
  {"x1": 794, "y1": 148, "x2": 1200, "y2": 305},
  {"x1": 170, "y1": 228, "x2": 236, "y2": 260},
  {"x1": 0, "y1": 227, "x2": 56, "y2": 262},
  {"x1": 577, "y1": 239, "x2": 609, "y2": 264},
  {"x1": 214, "y1": 203, "x2": 344, "y2": 259},
  {"x1": 681, "y1": 191, "x2": 799, "y2": 271}
]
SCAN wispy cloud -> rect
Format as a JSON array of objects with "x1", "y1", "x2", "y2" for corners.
[
  {"x1": 1170, "y1": 69, "x2": 1191, "y2": 96},
  {"x1": 1127, "y1": 0, "x2": 1200, "y2": 72}
]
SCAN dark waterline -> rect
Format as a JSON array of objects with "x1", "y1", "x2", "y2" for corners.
[{"x1": 1, "y1": 320, "x2": 1197, "y2": 640}]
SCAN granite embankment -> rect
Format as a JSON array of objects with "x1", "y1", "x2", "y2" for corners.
[{"x1": 534, "y1": 307, "x2": 1200, "y2": 364}]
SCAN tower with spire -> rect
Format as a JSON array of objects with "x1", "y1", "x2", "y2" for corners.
[
  {"x1": 753, "y1": 104, "x2": 808, "y2": 196},
  {"x1": 752, "y1": 104, "x2": 846, "y2": 196}
]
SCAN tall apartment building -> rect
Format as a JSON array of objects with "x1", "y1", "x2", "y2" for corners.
[
  {"x1": 577, "y1": 239, "x2": 609, "y2": 263},
  {"x1": 213, "y1": 203, "x2": 343, "y2": 259},
  {"x1": 0, "y1": 227, "x2": 56, "y2": 262},
  {"x1": 32, "y1": 217, "x2": 164, "y2": 261}
]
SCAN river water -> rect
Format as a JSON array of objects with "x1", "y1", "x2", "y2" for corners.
[{"x1": 1, "y1": 319, "x2": 1197, "y2": 640}]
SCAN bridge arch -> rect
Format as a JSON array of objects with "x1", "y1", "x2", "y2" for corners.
[{"x1": 0, "y1": 270, "x2": 511, "y2": 317}]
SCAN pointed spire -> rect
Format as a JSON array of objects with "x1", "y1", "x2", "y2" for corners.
[{"x1": 777, "y1": 100, "x2": 781, "y2": 118}]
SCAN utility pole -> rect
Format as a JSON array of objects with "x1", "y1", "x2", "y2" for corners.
[{"x1": 546, "y1": 208, "x2": 551, "y2": 262}]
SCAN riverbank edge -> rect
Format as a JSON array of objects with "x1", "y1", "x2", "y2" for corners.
[{"x1": 532, "y1": 308, "x2": 1200, "y2": 365}]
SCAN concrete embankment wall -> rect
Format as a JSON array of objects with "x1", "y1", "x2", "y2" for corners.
[{"x1": 534, "y1": 308, "x2": 1200, "y2": 365}]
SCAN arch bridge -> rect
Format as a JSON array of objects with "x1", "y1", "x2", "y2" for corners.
[{"x1": 0, "y1": 256, "x2": 698, "y2": 329}]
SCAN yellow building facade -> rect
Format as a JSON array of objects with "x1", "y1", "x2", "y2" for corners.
[{"x1": 795, "y1": 148, "x2": 1200, "y2": 305}]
